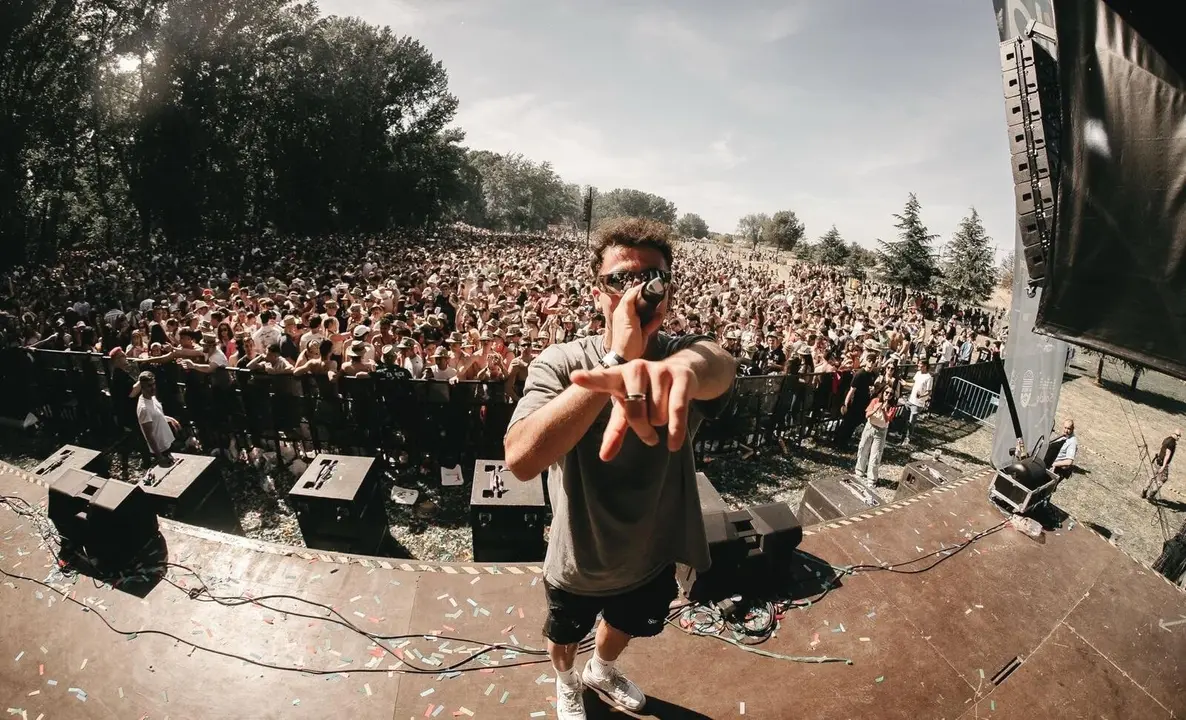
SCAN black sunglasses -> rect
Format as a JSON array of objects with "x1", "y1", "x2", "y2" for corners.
[{"x1": 597, "y1": 268, "x2": 672, "y2": 294}]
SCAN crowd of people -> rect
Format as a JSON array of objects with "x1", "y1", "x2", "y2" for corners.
[{"x1": 0, "y1": 226, "x2": 1005, "y2": 484}]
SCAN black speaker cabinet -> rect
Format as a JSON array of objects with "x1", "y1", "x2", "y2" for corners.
[
  {"x1": 31, "y1": 445, "x2": 104, "y2": 487},
  {"x1": 287, "y1": 454, "x2": 387, "y2": 555},
  {"x1": 894, "y1": 459, "x2": 963, "y2": 501},
  {"x1": 797, "y1": 471, "x2": 881, "y2": 526},
  {"x1": 470, "y1": 460, "x2": 546, "y2": 562},
  {"x1": 139, "y1": 453, "x2": 227, "y2": 525},
  {"x1": 689, "y1": 502, "x2": 803, "y2": 602},
  {"x1": 47, "y1": 468, "x2": 158, "y2": 570}
]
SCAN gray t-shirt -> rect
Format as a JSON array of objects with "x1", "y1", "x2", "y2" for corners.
[{"x1": 507, "y1": 333, "x2": 731, "y2": 596}]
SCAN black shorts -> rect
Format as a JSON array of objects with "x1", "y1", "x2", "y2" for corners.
[{"x1": 542, "y1": 565, "x2": 677, "y2": 645}]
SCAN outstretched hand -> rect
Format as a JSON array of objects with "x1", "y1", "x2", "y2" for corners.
[{"x1": 570, "y1": 359, "x2": 699, "y2": 462}]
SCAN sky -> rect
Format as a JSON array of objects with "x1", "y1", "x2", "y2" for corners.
[{"x1": 319, "y1": 0, "x2": 1015, "y2": 254}]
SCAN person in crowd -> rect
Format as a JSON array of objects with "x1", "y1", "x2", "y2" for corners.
[
  {"x1": 854, "y1": 384, "x2": 898, "y2": 486},
  {"x1": 837, "y1": 353, "x2": 877, "y2": 449},
  {"x1": 902, "y1": 359, "x2": 933, "y2": 446},
  {"x1": 504, "y1": 218, "x2": 736, "y2": 720},
  {"x1": 132, "y1": 370, "x2": 181, "y2": 466},
  {"x1": 1049, "y1": 418, "x2": 1078, "y2": 479},
  {"x1": 1143, "y1": 428, "x2": 1180, "y2": 501}
]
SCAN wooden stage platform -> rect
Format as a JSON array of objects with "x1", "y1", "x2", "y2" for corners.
[{"x1": 1, "y1": 463, "x2": 1183, "y2": 719}]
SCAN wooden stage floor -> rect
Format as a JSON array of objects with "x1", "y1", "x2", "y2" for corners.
[{"x1": 0, "y1": 463, "x2": 1183, "y2": 719}]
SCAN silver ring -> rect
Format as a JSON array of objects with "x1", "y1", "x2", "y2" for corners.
[{"x1": 625, "y1": 393, "x2": 648, "y2": 403}]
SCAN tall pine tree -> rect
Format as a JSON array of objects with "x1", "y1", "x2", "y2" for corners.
[
  {"x1": 879, "y1": 193, "x2": 939, "y2": 292},
  {"x1": 941, "y1": 208, "x2": 995, "y2": 305},
  {"x1": 816, "y1": 225, "x2": 849, "y2": 266}
]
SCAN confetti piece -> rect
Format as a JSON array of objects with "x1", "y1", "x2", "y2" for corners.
[
  {"x1": 420, "y1": 688, "x2": 435, "y2": 697},
  {"x1": 859, "y1": 637, "x2": 870, "y2": 642},
  {"x1": 485, "y1": 683, "x2": 495, "y2": 696},
  {"x1": 37, "y1": 665, "x2": 42, "y2": 676},
  {"x1": 875, "y1": 676, "x2": 885, "y2": 683},
  {"x1": 46, "y1": 681, "x2": 56, "y2": 687},
  {"x1": 867, "y1": 611, "x2": 876, "y2": 619},
  {"x1": 531, "y1": 577, "x2": 539, "y2": 587},
  {"x1": 38, "y1": 648, "x2": 46, "y2": 655},
  {"x1": 458, "y1": 708, "x2": 474, "y2": 717},
  {"x1": 975, "y1": 604, "x2": 984, "y2": 609},
  {"x1": 506, "y1": 605, "x2": 515, "y2": 614},
  {"x1": 14, "y1": 652, "x2": 24, "y2": 662},
  {"x1": 350, "y1": 595, "x2": 362, "y2": 603},
  {"x1": 293, "y1": 699, "x2": 300, "y2": 706},
  {"x1": 809, "y1": 633, "x2": 820, "y2": 648},
  {"x1": 470, "y1": 577, "x2": 480, "y2": 585},
  {"x1": 424, "y1": 705, "x2": 434, "y2": 718},
  {"x1": 80, "y1": 658, "x2": 87, "y2": 670},
  {"x1": 364, "y1": 683, "x2": 372, "y2": 697},
  {"x1": 740, "y1": 701, "x2": 746, "y2": 714},
  {"x1": 500, "y1": 691, "x2": 510, "y2": 704},
  {"x1": 118, "y1": 687, "x2": 124, "y2": 698},
  {"x1": 979, "y1": 668, "x2": 985, "y2": 679},
  {"x1": 509, "y1": 635, "x2": 520, "y2": 646},
  {"x1": 466, "y1": 598, "x2": 478, "y2": 607},
  {"x1": 965, "y1": 609, "x2": 972, "y2": 615},
  {"x1": 531, "y1": 713, "x2": 546, "y2": 718},
  {"x1": 432, "y1": 706, "x2": 445, "y2": 717},
  {"x1": 518, "y1": 607, "x2": 525, "y2": 619},
  {"x1": 991, "y1": 700, "x2": 997, "y2": 711},
  {"x1": 26, "y1": 692, "x2": 38, "y2": 697},
  {"x1": 436, "y1": 593, "x2": 449, "y2": 600}
]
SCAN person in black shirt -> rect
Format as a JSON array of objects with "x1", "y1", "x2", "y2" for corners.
[
  {"x1": 1143, "y1": 428, "x2": 1181, "y2": 501},
  {"x1": 836, "y1": 354, "x2": 876, "y2": 449},
  {"x1": 279, "y1": 316, "x2": 302, "y2": 362}
]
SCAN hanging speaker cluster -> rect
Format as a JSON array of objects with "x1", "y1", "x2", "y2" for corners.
[{"x1": 1000, "y1": 37, "x2": 1061, "y2": 291}]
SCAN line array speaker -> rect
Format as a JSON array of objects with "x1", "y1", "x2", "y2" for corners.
[{"x1": 1001, "y1": 37, "x2": 1061, "y2": 290}]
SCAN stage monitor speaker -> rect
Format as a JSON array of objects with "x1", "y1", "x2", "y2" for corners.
[
  {"x1": 31, "y1": 445, "x2": 104, "y2": 487},
  {"x1": 288, "y1": 454, "x2": 387, "y2": 555},
  {"x1": 470, "y1": 460, "x2": 546, "y2": 562},
  {"x1": 685, "y1": 501, "x2": 803, "y2": 602},
  {"x1": 894, "y1": 458, "x2": 963, "y2": 501},
  {"x1": 47, "y1": 469, "x2": 159, "y2": 570},
  {"x1": 797, "y1": 471, "x2": 881, "y2": 527},
  {"x1": 139, "y1": 453, "x2": 233, "y2": 530}
]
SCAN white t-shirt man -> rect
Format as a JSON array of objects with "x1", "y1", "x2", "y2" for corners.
[
  {"x1": 137, "y1": 395, "x2": 175, "y2": 454},
  {"x1": 908, "y1": 370, "x2": 934, "y2": 408},
  {"x1": 939, "y1": 339, "x2": 957, "y2": 365}
]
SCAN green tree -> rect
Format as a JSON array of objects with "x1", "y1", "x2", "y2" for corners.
[
  {"x1": 766, "y1": 210, "x2": 805, "y2": 252},
  {"x1": 675, "y1": 212, "x2": 709, "y2": 239},
  {"x1": 999, "y1": 249, "x2": 1016, "y2": 289},
  {"x1": 941, "y1": 208, "x2": 995, "y2": 305},
  {"x1": 795, "y1": 240, "x2": 818, "y2": 264},
  {"x1": 879, "y1": 193, "x2": 940, "y2": 292},
  {"x1": 594, "y1": 188, "x2": 677, "y2": 226},
  {"x1": 736, "y1": 212, "x2": 770, "y2": 249},
  {"x1": 816, "y1": 225, "x2": 849, "y2": 266},
  {"x1": 466, "y1": 151, "x2": 577, "y2": 231},
  {"x1": 844, "y1": 241, "x2": 878, "y2": 279}
]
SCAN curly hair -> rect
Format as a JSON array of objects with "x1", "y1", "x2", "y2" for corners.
[{"x1": 590, "y1": 217, "x2": 675, "y2": 277}]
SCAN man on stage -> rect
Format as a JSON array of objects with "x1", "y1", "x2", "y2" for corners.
[{"x1": 505, "y1": 218, "x2": 736, "y2": 719}]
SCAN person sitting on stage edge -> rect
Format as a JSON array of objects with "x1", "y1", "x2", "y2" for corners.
[
  {"x1": 504, "y1": 217, "x2": 736, "y2": 720},
  {"x1": 1050, "y1": 418, "x2": 1077, "y2": 480}
]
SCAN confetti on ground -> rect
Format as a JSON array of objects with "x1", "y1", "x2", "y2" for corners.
[
  {"x1": 530, "y1": 712, "x2": 546, "y2": 718},
  {"x1": 859, "y1": 637, "x2": 871, "y2": 642},
  {"x1": 991, "y1": 700, "x2": 997, "y2": 711},
  {"x1": 809, "y1": 633, "x2": 820, "y2": 648},
  {"x1": 875, "y1": 676, "x2": 885, "y2": 683},
  {"x1": 470, "y1": 577, "x2": 480, "y2": 585},
  {"x1": 79, "y1": 658, "x2": 87, "y2": 670},
  {"x1": 867, "y1": 611, "x2": 876, "y2": 619},
  {"x1": 25, "y1": 692, "x2": 37, "y2": 698},
  {"x1": 118, "y1": 687, "x2": 124, "y2": 698},
  {"x1": 965, "y1": 609, "x2": 973, "y2": 615},
  {"x1": 518, "y1": 607, "x2": 525, "y2": 619},
  {"x1": 485, "y1": 683, "x2": 495, "y2": 695},
  {"x1": 436, "y1": 593, "x2": 450, "y2": 600},
  {"x1": 364, "y1": 683, "x2": 372, "y2": 697},
  {"x1": 13, "y1": 651, "x2": 24, "y2": 662},
  {"x1": 37, "y1": 665, "x2": 42, "y2": 676},
  {"x1": 740, "y1": 701, "x2": 746, "y2": 715},
  {"x1": 531, "y1": 577, "x2": 539, "y2": 587},
  {"x1": 457, "y1": 708, "x2": 474, "y2": 717},
  {"x1": 449, "y1": 598, "x2": 457, "y2": 608},
  {"x1": 38, "y1": 648, "x2": 46, "y2": 655},
  {"x1": 975, "y1": 604, "x2": 984, "y2": 609},
  {"x1": 424, "y1": 705, "x2": 434, "y2": 718},
  {"x1": 292, "y1": 699, "x2": 300, "y2": 706},
  {"x1": 350, "y1": 595, "x2": 362, "y2": 603},
  {"x1": 500, "y1": 691, "x2": 510, "y2": 704},
  {"x1": 420, "y1": 688, "x2": 435, "y2": 697},
  {"x1": 432, "y1": 706, "x2": 445, "y2": 717},
  {"x1": 506, "y1": 605, "x2": 515, "y2": 614},
  {"x1": 45, "y1": 681, "x2": 56, "y2": 687},
  {"x1": 979, "y1": 668, "x2": 985, "y2": 679},
  {"x1": 466, "y1": 598, "x2": 478, "y2": 607}
]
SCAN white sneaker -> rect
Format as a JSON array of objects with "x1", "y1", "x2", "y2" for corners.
[
  {"x1": 582, "y1": 661, "x2": 646, "y2": 712},
  {"x1": 555, "y1": 677, "x2": 586, "y2": 720}
]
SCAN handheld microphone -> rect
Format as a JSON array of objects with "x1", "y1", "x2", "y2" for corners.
[{"x1": 637, "y1": 276, "x2": 668, "y2": 325}]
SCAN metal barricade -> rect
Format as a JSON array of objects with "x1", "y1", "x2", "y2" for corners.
[{"x1": 946, "y1": 376, "x2": 1000, "y2": 426}]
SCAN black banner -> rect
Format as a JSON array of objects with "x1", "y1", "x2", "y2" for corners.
[{"x1": 1039, "y1": 0, "x2": 1186, "y2": 380}]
